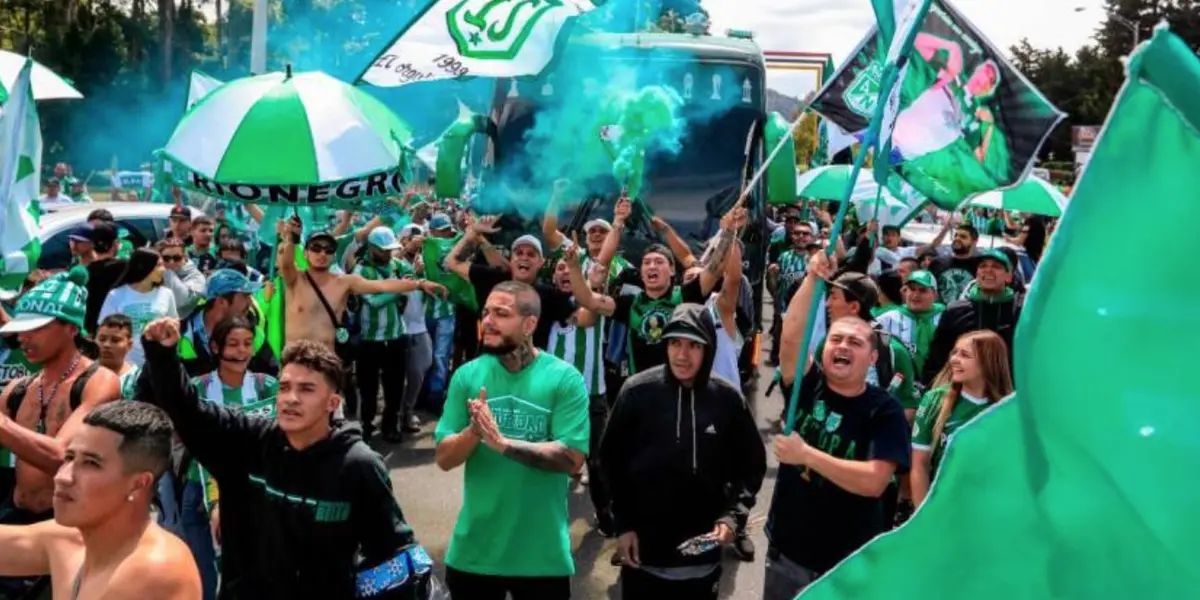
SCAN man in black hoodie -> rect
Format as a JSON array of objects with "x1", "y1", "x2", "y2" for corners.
[
  {"x1": 922, "y1": 248, "x2": 1023, "y2": 384},
  {"x1": 139, "y1": 319, "x2": 421, "y2": 600},
  {"x1": 601, "y1": 303, "x2": 766, "y2": 599}
]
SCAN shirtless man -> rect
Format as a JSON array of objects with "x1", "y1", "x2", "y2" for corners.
[
  {"x1": 0, "y1": 401, "x2": 201, "y2": 599},
  {"x1": 276, "y1": 219, "x2": 447, "y2": 348},
  {"x1": 0, "y1": 269, "x2": 121, "y2": 520}
]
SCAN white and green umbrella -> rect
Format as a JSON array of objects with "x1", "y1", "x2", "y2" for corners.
[
  {"x1": 965, "y1": 176, "x2": 1068, "y2": 217},
  {"x1": 0, "y1": 50, "x2": 82, "y2": 101},
  {"x1": 161, "y1": 69, "x2": 413, "y2": 209},
  {"x1": 796, "y1": 165, "x2": 924, "y2": 224}
]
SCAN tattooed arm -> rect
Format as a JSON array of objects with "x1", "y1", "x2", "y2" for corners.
[
  {"x1": 698, "y1": 206, "x2": 746, "y2": 296},
  {"x1": 502, "y1": 441, "x2": 584, "y2": 473},
  {"x1": 443, "y1": 230, "x2": 482, "y2": 280}
]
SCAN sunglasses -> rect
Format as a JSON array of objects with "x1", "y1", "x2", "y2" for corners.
[
  {"x1": 306, "y1": 244, "x2": 336, "y2": 255},
  {"x1": 162, "y1": 254, "x2": 185, "y2": 263}
]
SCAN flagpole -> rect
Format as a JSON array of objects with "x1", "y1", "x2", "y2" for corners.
[{"x1": 736, "y1": 98, "x2": 816, "y2": 204}]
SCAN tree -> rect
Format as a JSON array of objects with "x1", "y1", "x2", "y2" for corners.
[{"x1": 792, "y1": 110, "x2": 818, "y2": 169}]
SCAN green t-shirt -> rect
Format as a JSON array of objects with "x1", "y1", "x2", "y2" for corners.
[
  {"x1": 911, "y1": 385, "x2": 992, "y2": 471},
  {"x1": 118, "y1": 366, "x2": 141, "y2": 400},
  {"x1": 434, "y1": 352, "x2": 590, "y2": 577}
]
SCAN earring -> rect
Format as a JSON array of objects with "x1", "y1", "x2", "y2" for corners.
[{"x1": 126, "y1": 494, "x2": 135, "y2": 502}]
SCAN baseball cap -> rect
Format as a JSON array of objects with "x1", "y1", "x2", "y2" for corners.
[
  {"x1": 906, "y1": 270, "x2": 936, "y2": 289},
  {"x1": 978, "y1": 248, "x2": 1013, "y2": 272},
  {"x1": 398, "y1": 224, "x2": 424, "y2": 240},
  {"x1": 206, "y1": 269, "x2": 263, "y2": 299},
  {"x1": 583, "y1": 218, "x2": 613, "y2": 233},
  {"x1": 68, "y1": 223, "x2": 95, "y2": 243},
  {"x1": 428, "y1": 213, "x2": 453, "y2": 231},
  {"x1": 0, "y1": 267, "x2": 89, "y2": 334},
  {"x1": 829, "y1": 271, "x2": 879, "y2": 311},
  {"x1": 169, "y1": 205, "x2": 192, "y2": 220},
  {"x1": 367, "y1": 226, "x2": 401, "y2": 251},
  {"x1": 511, "y1": 235, "x2": 543, "y2": 256},
  {"x1": 662, "y1": 304, "x2": 711, "y2": 346},
  {"x1": 304, "y1": 229, "x2": 337, "y2": 246}
]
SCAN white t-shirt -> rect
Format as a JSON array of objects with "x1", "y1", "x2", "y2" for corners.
[{"x1": 98, "y1": 286, "x2": 178, "y2": 366}]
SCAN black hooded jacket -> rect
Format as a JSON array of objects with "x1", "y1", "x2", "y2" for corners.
[
  {"x1": 139, "y1": 338, "x2": 417, "y2": 600},
  {"x1": 601, "y1": 303, "x2": 767, "y2": 568},
  {"x1": 921, "y1": 290, "x2": 1023, "y2": 384}
]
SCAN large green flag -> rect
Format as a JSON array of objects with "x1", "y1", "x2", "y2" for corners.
[
  {"x1": 798, "y1": 26, "x2": 1200, "y2": 600},
  {"x1": 422, "y1": 234, "x2": 477, "y2": 312}
]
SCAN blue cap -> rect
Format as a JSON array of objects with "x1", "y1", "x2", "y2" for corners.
[
  {"x1": 206, "y1": 269, "x2": 262, "y2": 298},
  {"x1": 68, "y1": 223, "x2": 95, "y2": 242},
  {"x1": 367, "y1": 226, "x2": 401, "y2": 251},
  {"x1": 429, "y1": 213, "x2": 453, "y2": 231}
]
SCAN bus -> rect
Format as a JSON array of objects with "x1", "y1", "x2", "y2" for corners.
[{"x1": 436, "y1": 30, "x2": 797, "y2": 383}]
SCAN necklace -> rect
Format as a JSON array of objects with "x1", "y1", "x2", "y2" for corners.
[{"x1": 36, "y1": 353, "x2": 82, "y2": 435}]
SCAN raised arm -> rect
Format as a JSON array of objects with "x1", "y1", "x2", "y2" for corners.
[
  {"x1": 652, "y1": 217, "x2": 696, "y2": 270},
  {"x1": 140, "y1": 319, "x2": 270, "y2": 479},
  {"x1": 541, "y1": 180, "x2": 571, "y2": 251},
  {"x1": 564, "y1": 238, "x2": 615, "y2": 317},
  {"x1": 596, "y1": 198, "x2": 631, "y2": 269},
  {"x1": 443, "y1": 216, "x2": 499, "y2": 279},
  {"x1": 275, "y1": 218, "x2": 300, "y2": 288},
  {"x1": 715, "y1": 236, "x2": 743, "y2": 332},
  {"x1": 698, "y1": 205, "x2": 747, "y2": 297},
  {"x1": 779, "y1": 252, "x2": 833, "y2": 386}
]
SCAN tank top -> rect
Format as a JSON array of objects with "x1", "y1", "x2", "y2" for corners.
[{"x1": 547, "y1": 317, "x2": 606, "y2": 397}]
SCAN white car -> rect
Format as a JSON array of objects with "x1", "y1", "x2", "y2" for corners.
[{"x1": 37, "y1": 202, "x2": 206, "y2": 271}]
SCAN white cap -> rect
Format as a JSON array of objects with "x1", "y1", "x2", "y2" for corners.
[
  {"x1": 583, "y1": 219, "x2": 613, "y2": 232},
  {"x1": 511, "y1": 234, "x2": 544, "y2": 256}
]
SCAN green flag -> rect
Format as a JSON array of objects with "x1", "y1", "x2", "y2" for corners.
[
  {"x1": 797, "y1": 26, "x2": 1200, "y2": 600},
  {"x1": 422, "y1": 234, "x2": 477, "y2": 312},
  {"x1": 809, "y1": 57, "x2": 837, "y2": 168},
  {"x1": 811, "y1": 0, "x2": 1064, "y2": 209}
]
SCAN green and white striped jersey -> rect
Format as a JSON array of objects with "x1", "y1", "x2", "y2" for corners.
[
  {"x1": 776, "y1": 249, "x2": 808, "y2": 310},
  {"x1": 547, "y1": 315, "x2": 606, "y2": 397},
  {"x1": 353, "y1": 258, "x2": 413, "y2": 342}
]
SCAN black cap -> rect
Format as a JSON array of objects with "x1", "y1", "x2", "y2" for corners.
[
  {"x1": 829, "y1": 272, "x2": 879, "y2": 312},
  {"x1": 169, "y1": 205, "x2": 192, "y2": 219},
  {"x1": 90, "y1": 223, "x2": 117, "y2": 248}
]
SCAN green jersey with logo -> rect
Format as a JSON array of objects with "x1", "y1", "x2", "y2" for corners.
[
  {"x1": 435, "y1": 352, "x2": 590, "y2": 577},
  {"x1": 188, "y1": 372, "x2": 279, "y2": 507},
  {"x1": 353, "y1": 258, "x2": 412, "y2": 342},
  {"x1": 776, "y1": 249, "x2": 808, "y2": 310},
  {"x1": 616, "y1": 285, "x2": 689, "y2": 374},
  {"x1": 547, "y1": 315, "x2": 606, "y2": 397},
  {"x1": 911, "y1": 385, "x2": 992, "y2": 472}
]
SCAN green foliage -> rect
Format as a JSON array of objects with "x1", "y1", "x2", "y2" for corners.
[{"x1": 1010, "y1": 0, "x2": 1200, "y2": 164}]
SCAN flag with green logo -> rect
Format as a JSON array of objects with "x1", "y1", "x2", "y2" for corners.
[
  {"x1": 797, "y1": 25, "x2": 1200, "y2": 600},
  {"x1": 811, "y1": 0, "x2": 1064, "y2": 209},
  {"x1": 357, "y1": 0, "x2": 599, "y2": 88},
  {"x1": 0, "y1": 58, "x2": 43, "y2": 290}
]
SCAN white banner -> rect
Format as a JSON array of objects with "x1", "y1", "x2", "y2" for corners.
[{"x1": 358, "y1": 0, "x2": 598, "y2": 88}]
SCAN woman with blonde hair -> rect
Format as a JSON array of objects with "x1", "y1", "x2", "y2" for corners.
[{"x1": 910, "y1": 330, "x2": 1013, "y2": 507}]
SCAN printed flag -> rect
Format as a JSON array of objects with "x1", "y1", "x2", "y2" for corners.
[
  {"x1": 798, "y1": 25, "x2": 1200, "y2": 600},
  {"x1": 811, "y1": 0, "x2": 1064, "y2": 209},
  {"x1": 0, "y1": 59, "x2": 42, "y2": 290},
  {"x1": 358, "y1": 0, "x2": 599, "y2": 88},
  {"x1": 810, "y1": 57, "x2": 836, "y2": 168},
  {"x1": 423, "y1": 234, "x2": 478, "y2": 312}
]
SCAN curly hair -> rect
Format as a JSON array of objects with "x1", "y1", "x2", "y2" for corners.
[{"x1": 280, "y1": 340, "x2": 343, "y2": 392}]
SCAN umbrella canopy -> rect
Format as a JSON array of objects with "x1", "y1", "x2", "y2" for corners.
[
  {"x1": 161, "y1": 70, "x2": 414, "y2": 209},
  {"x1": 796, "y1": 165, "x2": 923, "y2": 224},
  {"x1": 965, "y1": 176, "x2": 1068, "y2": 217},
  {"x1": 0, "y1": 50, "x2": 82, "y2": 101}
]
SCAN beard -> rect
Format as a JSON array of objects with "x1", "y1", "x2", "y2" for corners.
[{"x1": 480, "y1": 332, "x2": 520, "y2": 355}]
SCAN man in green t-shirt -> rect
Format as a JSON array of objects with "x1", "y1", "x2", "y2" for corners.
[{"x1": 434, "y1": 281, "x2": 589, "y2": 599}]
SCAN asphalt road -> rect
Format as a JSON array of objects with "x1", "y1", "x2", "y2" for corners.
[{"x1": 380, "y1": 325, "x2": 784, "y2": 600}]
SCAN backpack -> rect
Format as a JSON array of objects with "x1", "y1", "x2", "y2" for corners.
[
  {"x1": 6, "y1": 363, "x2": 102, "y2": 419},
  {"x1": 873, "y1": 329, "x2": 897, "y2": 391}
]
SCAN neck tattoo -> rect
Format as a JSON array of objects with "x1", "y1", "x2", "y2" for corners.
[
  {"x1": 38, "y1": 353, "x2": 82, "y2": 434},
  {"x1": 501, "y1": 342, "x2": 536, "y2": 373}
]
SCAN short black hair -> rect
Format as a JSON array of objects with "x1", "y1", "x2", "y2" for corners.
[
  {"x1": 219, "y1": 239, "x2": 246, "y2": 257},
  {"x1": 956, "y1": 223, "x2": 980, "y2": 240},
  {"x1": 281, "y1": 340, "x2": 343, "y2": 392},
  {"x1": 87, "y1": 208, "x2": 115, "y2": 223},
  {"x1": 211, "y1": 316, "x2": 255, "y2": 352},
  {"x1": 491, "y1": 280, "x2": 541, "y2": 317},
  {"x1": 642, "y1": 244, "x2": 676, "y2": 270},
  {"x1": 98, "y1": 314, "x2": 133, "y2": 335},
  {"x1": 192, "y1": 216, "x2": 214, "y2": 227},
  {"x1": 82, "y1": 402, "x2": 173, "y2": 477}
]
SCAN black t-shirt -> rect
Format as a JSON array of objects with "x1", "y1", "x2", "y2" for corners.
[
  {"x1": 766, "y1": 365, "x2": 911, "y2": 573},
  {"x1": 612, "y1": 278, "x2": 704, "y2": 374},
  {"x1": 467, "y1": 264, "x2": 575, "y2": 349},
  {"x1": 1022, "y1": 216, "x2": 1048, "y2": 264},
  {"x1": 927, "y1": 254, "x2": 979, "y2": 303},
  {"x1": 85, "y1": 257, "x2": 128, "y2": 333}
]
